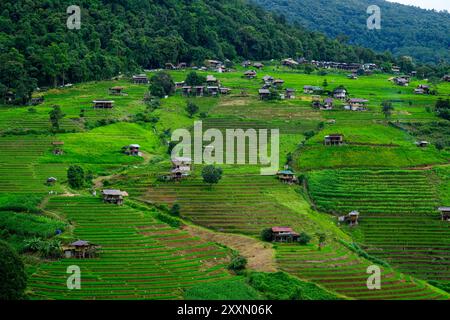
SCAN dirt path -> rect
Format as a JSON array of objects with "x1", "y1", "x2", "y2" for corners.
[{"x1": 182, "y1": 225, "x2": 277, "y2": 272}]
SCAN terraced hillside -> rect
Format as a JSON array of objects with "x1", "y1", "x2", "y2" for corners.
[
  {"x1": 307, "y1": 169, "x2": 450, "y2": 282},
  {"x1": 28, "y1": 197, "x2": 232, "y2": 299}
]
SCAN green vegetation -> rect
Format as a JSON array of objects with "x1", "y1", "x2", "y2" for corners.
[
  {"x1": 184, "y1": 278, "x2": 262, "y2": 300},
  {"x1": 0, "y1": 240, "x2": 27, "y2": 300},
  {"x1": 254, "y1": 0, "x2": 450, "y2": 64}
]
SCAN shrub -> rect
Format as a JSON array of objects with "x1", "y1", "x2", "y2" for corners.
[
  {"x1": 261, "y1": 228, "x2": 273, "y2": 242},
  {"x1": 169, "y1": 203, "x2": 181, "y2": 216},
  {"x1": 201, "y1": 165, "x2": 223, "y2": 187},
  {"x1": 298, "y1": 232, "x2": 311, "y2": 245},
  {"x1": 228, "y1": 255, "x2": 247, "y2": 272},
  {"x1": 186, "y1": 101, "x2": 199, "y2": 117},
  {"x1": 0, "y1": 240, "x2": 27, "y2": 300},
  {"x1": 149, "y1": 72, "x2": 175, "y2": 98}
]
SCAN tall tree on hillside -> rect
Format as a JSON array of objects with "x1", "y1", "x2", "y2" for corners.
[
  {"x1": 67, "y1": 165, "x2": 85, "y2": 189},
  {"x1": 201, "y1": 165, "x2": 223, "y2": 188},
  {"x1": 186, "y1": 101, "x2": 199, "y2": 118},
  {"x1": 185, "y1": 71, "x2": 206, "y2": 86},
  {"x1": 49, "y1": 105, "x2": 65, "y2": 130},
  {"x1": 149, "y1": 72, "x2": 175, "y2": 98},
  {"x1": 381, "y1": 101, "x2": 394, "y2": 119}
]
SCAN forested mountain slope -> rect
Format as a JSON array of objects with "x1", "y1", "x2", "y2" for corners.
[
  {"x1": 0, "y1": 0, "x2": 390, "y2": 103},
  {"x1": 252, "y1": 0, "x2": 450, "y2": 63}
]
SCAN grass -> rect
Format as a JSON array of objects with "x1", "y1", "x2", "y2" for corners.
[{"x1": 184, "y1": 278, "x2": 263, "y2": 300}]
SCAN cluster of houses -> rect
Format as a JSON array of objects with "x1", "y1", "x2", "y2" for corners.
[
  {"x1": 281, "y1": 57, "x2": 378, "y2": 73},
  {"x1": 242, "y1": 61, "x2": 264, "y2": 69},
  {"x1": 256, "y1": 74, "x2": 293, "y2": 100},
  {"x1": 179, "y1": 75, "x2": 231, "y2": 97}
]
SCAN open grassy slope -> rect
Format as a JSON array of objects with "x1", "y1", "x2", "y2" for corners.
[{"x1": 1, "y1": 65, "x2": 450, "y2": 300}]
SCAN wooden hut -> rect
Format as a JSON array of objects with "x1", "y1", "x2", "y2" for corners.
[
  {"x1": 207, "y1": 86, "x2": 219, "y2": 96},
  {"x1": 182, "y1": 86, "x2": 192, "y2": 96},
  {"x1": 276, "y1": 170, "x2": 298, "y2": 184},
  {"x1": 206, "y1": 75, "x2": 219, "y2": 86},
  {"x1": 122, "y1": 144, "x2": 141, "y2": 156},
  {"x1": 244, "y1": 70, "x2": 257, "y2": 79},
  {"x1": 30, "y1": 97, "x2": 44, "y2": 105},
  {"x1": 416, "y1": 140, "x2": 429, "y2": 148},
  {"x1": 322, "y1": 98, "x2": 334, "y2": 110},
  {"x1": 271, "y1": 227, "x2": 300, "y2": 242},
  {"x1": 109, "y1": 86, "x2": 124, "y2": 95},
  {"x1": 102, "y1": 189, "x2": 128, "y2": 205},
  {"x1": 438, "y1": 207, "x2": 450, "y2": 221},
  {"x1": 92, "y1": 100, "x2": 114, "y2": 109},
  {"x1": 324, "y1": 134, "x2": 344, "y2": 146},
  {"x1": 171, "y1": 157, "x2": 192, "y2": 171},
  {"x1": 259, "y1": 89, "x2": 270, "y2": 100},
  {"x1": 132, "y1": 75, "x2": 149, "y2": 84},
  {"x1": 285, "y1": 88, "x2": 295, "y2": 99},
  {"x1": 46, "y1": 177, "x2": 57, "y2": 185},
  {"x1": 193, "y1": 86, "x2": 205, "y2": 97},
  {"x1": 272, "y1": 79, "x2": 285, "y2": 88},
  {"x1": 219, "y1": 87, "x2": 231, "y2": 95},
  {"x1": 51, "y1": 141, "x2": 64, "y2": 155},
  {"x1": 62, "y1": 240, "x2": 101, "y2": 259}
]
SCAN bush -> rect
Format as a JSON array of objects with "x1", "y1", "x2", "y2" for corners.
[
  {"x1": 67, "y1": 165, "x2": 85, "y2": 189},
  {"x1": 201, "y1": 165, "x2": 223, "y2": 187},
  {"x1": 228, "y1": 254, "x2": 247, "y2": 272},
  {"x1": 298, "y1": 232, "x2": 311, "y2": 245},
  {"x1": 149, "y1": 72, "x2": 175, "y2": 98},
  {"x1": 0, "y1": 240, "x2": 27, "y2": 300},
  {"x1": 169, "y1": 203, "x2": 181, "y2": 216},
  {"x1": 23, "y1": 237, "x2": 62, "y2": 259},
  {"x1": 261, "y1": 228, "x2": 273, "y2": 242}
]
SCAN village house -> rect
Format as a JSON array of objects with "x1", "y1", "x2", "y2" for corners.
[
  {"x1": 321, "y1": 98, "x2": 334, "y2": 110},
  {"x1": 175, "y1": 81, "x2": 185, "y2": 89},
  {"x1": 324, "y1": 134, "x2": 344, "y2": 146},
  {"x1": 262, "y1": 75, "x2": 274, "y2": 84},
  {"x1": 333, "y1": 88, "x2": 347, "y2": 99},
  {"x1": 346, "y1": 98, "x2": 369, "y2": 111},
  {"x1": 393, "y1": 76, "x2": 410, "y2": 86},
  {"x1": 102, "y1": 189, "x2": 128, "y2": 205},
  {"x1": 391, "y1": 66, "x2": 401, "y2": 74},
  {"x1": 285, "y1": 88, "x2": 295, "y2": 99},
  {"x1": 276, "y1": 170, "x2": 298, "y2": 184},
  {"x1": 30, "y1": 96, "x2": 44, "y2": 105},
  {"x1": 219, "y1": 87, "x2": 231, "y2": 95},
  {"x1": 165, "y1": 63, "x2": 176, "y2": 70},
  {"x1": 193, "y1": 86, "x2": 205, "y2": 97},
  {"x1": 304, "y1": 86, "x2": 322, "y2": 94},
  {"x1": 62, "y1": 240, "x2": 101, "y2": 259},
  {"x1": 244, "y1": 70, "x2": 257, "y2": 79},
  {"x1": 51, "y1": 141, "x2": 64, "y2": 155},
  {"x1": 171, "y1": 157, "x2": 192, "y2": 180},
  {"x1": 242, "y1": 60, "x2": 251, "y2": 68},
  {"x1": 438, "y1": 207, "x2": 450, "y2": 221},
  {"x1": 177, "y1": 62, "x2": 187, "y2": 69},
  {"x1": 442, "y1": 75, "x2": 450, "y2": 82},
  {"x1": 122, "y1": 144, "x2": 141, "y2": 156},
  {"x1": 205, "y1": 60, "x2": 223, "y2": 69},
  {"x1": 271, "y1": 227, "x2": 300, "y2": 242},
  {"x1": 92, "y1": 100, "x2": 114, "y2": 109},
  {"x1": 109, "y1": 86, "x2": 125, "y2": 95},
  {"x1": 281, "y1": 58, "x2": 299, "y2": 67},
  {"x1": 347, "y1": 74, "x2": 358, "y2": 80},
  {"x1": 259, "y1": 89, "x2": 270, "y2": 100},
  {"x1": 207, "y1": 86, "x2": 219, "y2": 96},
  {"x1": 206, "y1": 75, "x2": 219, "y2": 86},
  {"x1": 311, "y1": 95, "x2": 321, "y2": 108},
  {"x1": 415, "y1": 140, "x2": 429, "y2": 148},
  {"x1": 182, "y1": 86, "x2": 192, "y2": 96},
  {"x1": 338, "y1": 211, "x2": 360, "y2": 226},
  {"x1": 414, "y1": 84, "x2": 430, "y2": 94},
  {"x1": 253, "y1": 62, "x2": 264, "y2": 69},
  {"x1": 46, "y1": 177, "x2": 57, "y2": 185},
  {"x1": 273, "y1": 79, "x2": 285, "y2": 88},
  {"x1": 132, "y1": 74, "x2": 149, "y2": 84}
]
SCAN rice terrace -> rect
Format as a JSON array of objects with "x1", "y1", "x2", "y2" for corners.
[{"x1": 0, "y1": 0, "x2": 450, "y2": 307}]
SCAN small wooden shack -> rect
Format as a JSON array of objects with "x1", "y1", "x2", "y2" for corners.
[
  {"x1": 30, "y1": 96, "x2": 44, "y2": 105},
  {"x1": 273, "y1": 79, "x2": 285, "y2": 88},
  {"x1": 259, "y1": 89, "x2": 270, "y2": 100},
  {"x1": 276, "y1": 170, "x2": 298, "y2": 184},
  {"x1": 207, "y1": 86, "x2": 219, "y2": 96},
  {"x1": 93, "y1": 100, "x2": 114, "y2": 109},
  {"x1": 62, "y1": 240, "x2": 101, "y2": 259},
  {"x1": 346, "y1": 98, "x2": 368, "y2": 111},
  {"x1": 132, "y1": 75, "x2": 149, "y2": 84},
  {"x1": 206, "y1": 75, "x2": 218, "y2": 86},
  {"x1": 193, "y1": 86, "x2": 205, "y2": 97},
  {"x1": 219, "y1": 87, "x2": 231, "y2": 95},
  {"x1": 122, "y1": 144, "x2": 141, "y2": 156},
  {"x1": 285, "y1": 88, "x2": 295, "y2": 99},
  {"x1": 262, "y1": 75, "x2": 274, "y2": 84},
  {"x1": 271, "y1": 227, "x2": 300, "y2": 242},
  {"x1": 244, "y1": 70, "x2": 257, "y2": 79},
  {"x1": 338, "y1": 211, "x2": 360, "y2": 226},
  {"x1": 182, "y1": 86, "x2": 192, "y2": 96},
  {"x1": 438, "y1": 207, "x2": 450, "y2": 221},
  {"x1": 416, "y1": 140, "x2": 429, "y2": 148},
  {"x1": 171, "y1": 157, "x2": 192, "y2": 171},
  {"x1": 46, "y1": 177, "x2": 57, "y2": 185},
  {"x1": 324, "y1": 134, "x2": 344, "y2": 146},
  {"x1": 102, "y1": 189, "x2": 128, "y2": 205},
  {"x1": 109, "y1": 86, "x2": 124, "y2": 95},
  {"x1": 333, "y1": 88, "x2": 347, "y2": 99},
  {"x1": 253, "y1": 62, "x2": 264, "y2": 69},
  {"x1": 322, "y1": 98, "x2": 334, "y2": 110},
  {"x1": 51, "y1": 141, "x2": 64, "y2": 155}
]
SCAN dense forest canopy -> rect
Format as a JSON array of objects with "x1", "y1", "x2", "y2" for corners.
[
  {"x1": 0, "y1": 0, "x2": 395, "y2": 104},
  {"x1": 252, "y1": 0, "x2": 450, "y2": 64}
]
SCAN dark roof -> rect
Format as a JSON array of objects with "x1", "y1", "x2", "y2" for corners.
[
  {"x1": 102, "y1": 189, "x2": 125, "y2": 196},
  {"x1": 71, "y1": 240, "x2": 90, "y2": 246},
  {"x1": 278, "y1": 170, "x2": 294, "y2": 175},
  {"x1": 259, "y1": 89, "x2": 270, "y2": 94}
]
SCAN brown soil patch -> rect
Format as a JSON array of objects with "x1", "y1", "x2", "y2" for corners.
[{"x1": 183, "y1": 225, "x2": 277, "y2": 272}]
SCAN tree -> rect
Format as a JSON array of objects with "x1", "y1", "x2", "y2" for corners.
[
  {"x1": 0, "y1": 240, "x2": 27, "y2": 300},
  {"x1": 381, "y1": 100, "x2": 394, "y2": 119},
  {"x1": 261, "y1": 228, "x2": 273, "y2": 242},
  {"x1": 49, "y1": 105, "x2": 65, "y2": 130},
  {"x1": 149, "y1": 72, "x2": 175, "y2": 98},
  {"x1": 322, "y1": 79, "x2": 328, "y2": 87},
  {"x1": 170, "y1": 203, "x2": 181, "y2": 216},
  {"x1": 185, "y1": 71, "x2": 206, "y2": 86},
  {"x1": 186, "y1": 101, "x2": 199, "y2": 117},
  {"x1": 67, "y1": 165, "x2": 85, "y2": 189},
  {"x1": 201, "y1": 165, "x2": 223, "y2": 187},
  {"x1": 317, "y1": 232, "x2": 326, "y2": 250},
  {"x1": 435, "y1": 98, "x2": 450, "y2": 120},
  {"x1": 298, "y1": 232, "x2": 311, "y2": 245}
]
